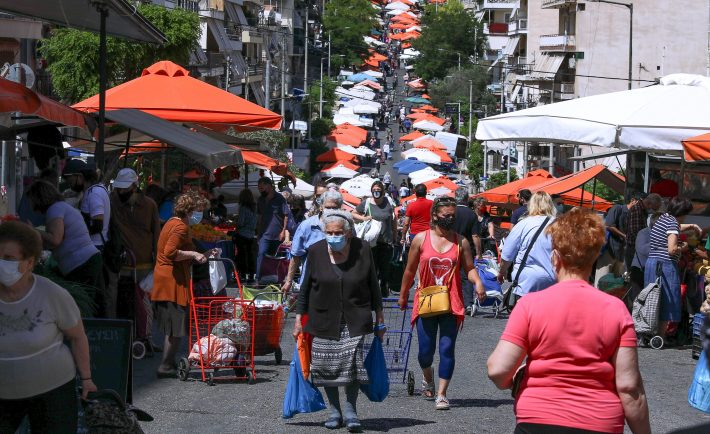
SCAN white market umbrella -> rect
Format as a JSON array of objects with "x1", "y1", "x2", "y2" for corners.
[
  {"x1": 362, "y1": 70, "x2": 384, "y2": 79},
  {"x1": 386, "y1": 2, "x2": 410, "y2": 10},
  {"x1": 476, "y1": 73, "x2": 710, "y2": 152},
  {"x1": 413, "y1": 120, "x2": 445, "y2": 132},
  {"x1": 429, "y1": 186, "x2": 453, "y2": 197},
  {"x1": 352, "y1": 104, "x2": 380, "y2": 114},
  {"x1": 387, "y1": 9, "x2": 406, "y2": 16},
  {"x1": 408, "y1": 166, "x2": 443, "y2": 183},
  {"x1": 402, "y1": 148, "x2": 449, "y2": 164},
  {"x1": 341, "y1": 175, "x2": 377, "y2": 198},
  {"x1": 403, "y1": 48, "x2": 421, "y2": 57},
  {"x1": 337, "y1": 144, "x2": 376, "y2": 156},
  {"x1": 322, "y1": 164, "x2": 359, "y2": 179},
  {"x1": 364, "y1": 36, "x2": 385, "y2": 47},
  {"x1": 217, "y1": 170, "x2": 314, "y2": 199},
  {"x1": 411, "y1": 134, "x2": 436, "y2": 143},
  {"x1": 406, "y1": 26, "x2": 422, "y2": 32},
  {"x1": 333, "y1": 114, "x2": 372, "y2": 127}
]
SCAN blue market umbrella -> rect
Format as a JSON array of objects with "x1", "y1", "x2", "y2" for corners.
[
  {"x1": 393, "y1": 157, "x2": 419, "y2": 169},
  {"x1": 397, "y1": 159, "x2": 430, "y2": 175},
  {"x1": 405, "y1": 96, "x2": 430, "y2": 104},
  {"x1": 348, "y1": 73, "x2": 378, "y2": 83}
]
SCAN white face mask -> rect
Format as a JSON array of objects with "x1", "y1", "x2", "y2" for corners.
[{"x1": 0, "y1": 259, "x2": 24, "y2": 287}]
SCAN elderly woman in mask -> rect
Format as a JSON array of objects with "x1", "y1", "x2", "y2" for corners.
[{"x1": 293, "y1": 210, "x2": 385, "y2": 432}]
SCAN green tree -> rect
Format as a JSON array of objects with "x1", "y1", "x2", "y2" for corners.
[
  {"x1": 584, "y1": 180, "x2": 624, "y2": 203},
  {"x1": 413, "y1": 0, "x2": 484, "y2": 81},
  {"x1": 486, "y1": 168, "x2": 519, "y2": 190},
  {"x1": 304, "y1": 78, "x2": 338, "y2": 122},
  {"x1": 466, "y1": 119, "x2": 485, "y2": 192},
  {"x1": 40, "y1": 4, "x2": 200, "y2": 103},
  {"x1": 324, "y1": 0, "x2": 378, "y2": 69}
]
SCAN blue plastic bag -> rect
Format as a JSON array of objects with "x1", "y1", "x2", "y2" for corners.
[
  {"x1": 283, "y1": 347, "x2": 327, "y2": 419},
  {"x1": 689, "y1": 350, "x2": 710, "y2": 413},
  {"x1": 360, "y1": 336, "x2": 389, "y2": 402}
]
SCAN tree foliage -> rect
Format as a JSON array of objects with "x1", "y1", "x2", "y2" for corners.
[
  {"x1": 584, "y1": 179, "x2": 624, "y2": 203},
  {"x1": 486, "y1": 168, "x2": 519, "y2": 190},
  {"x1": 466, "y1": 119, "x2": 485, "y2": 192},
  {"x1": 39, "y1": 4, "x2": 200, "y2": 103},
  {"x1": 324, "y1": 0, "x2": 378, "y2": 69},
  {"x1": 304, "y1": 78, "x2": 338, "y2": 122},
  {"x1": 412, "y1": 0, "x2": 484, "y2": 81}
]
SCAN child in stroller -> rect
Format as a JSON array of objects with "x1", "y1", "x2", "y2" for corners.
[{"x1": 470, "y1": 256, "x2": 504, "y2": 317}]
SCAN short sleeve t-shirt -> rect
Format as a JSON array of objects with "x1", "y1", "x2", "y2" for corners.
[
  {"x1": 0, "y1": 275, "x2": 81, "y2": 399},
  {"x1": 648, "y1": 213, "x2": 680, "y2": 262},
  {"x1": 511, "y1": 205, "x2": 528, "y2": 225},
  {"x1": 501, "y1": 215, "x2": 556, "y2": 296},
  {"x1": 47, "y1": 201, "x2": 100, "y2": 275},
  {"x1": 257, "y1": 193, "x2": 290, "y2": 241},
  {"x1": 453, "y1": 205, "x2": 476, "y2": 246},
  {"x1": 604, "y1": 204, "x2": 628, "y2": 259},
  {"x1": 405, "y1": 197, "x2": 433, "y2": 235},
  {"x1": 80, "y1": 184, "x2": 111, "y2": 247},
  {"x1": 501, "y1": 280, "x2": 637, "y2": 433},
  {"x1": 399, "y1": 186, "x2": 410, "y2": 198},
  {"x1": 357, "y1": 198, "x2": 394, "y2": 244}
]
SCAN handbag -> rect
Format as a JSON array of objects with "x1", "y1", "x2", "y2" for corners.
[
  {"x1": 360, "y1": 336, "x2": 389, "y2": 402},
  {"x1": 208, "y1": 254, "x2": 228, "y2": 295},
  {"x1": 354, "y1": 199, "x2": 383, "y2": 246},
  {"x1": 511, "y1": 364, "x2": 527, "y2": 398},
  {"x1": 82, "y1": 389, "x2": 153, "y2": 434},
  {"x1": 502, "y1": 217, "x2": 551, "y2": 310},
  {"x1": 417, "y1": 236, "x2": 460, "y2": 318},
  {"x1": 688, "y1": 350, "x2": 710, "y2": 413},
  {"x1": 283, "y1": 347, "x2": 327, "y2": 419}
]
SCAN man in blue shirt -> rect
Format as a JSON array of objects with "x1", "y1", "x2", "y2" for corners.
[
  {"x1": 281, "y1": 189, "x2": 343, "y2": 294},
  {"x1": 510, "y1": 189, "x2": 532, "y2": 227},
  {"x1": 256, "y1": 177, "x2": 290, "y2": 282}
]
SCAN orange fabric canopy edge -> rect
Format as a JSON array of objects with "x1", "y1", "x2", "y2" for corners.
[
  {"x1": 73, "y1": 61, "x2": 282, "y2": 130},
  {"x1": 424, "y1": 177, "x2": 459, "y2": 191},
  {"x1": 327, "y1": 133, "x2": 363, "y2": 147},
  {"x1": 414, "y1": 138, "x2": 447, "y2": 150},
  {"x1": 682, "y1": 132, "x2": 710, "y2": 162},
  {"x1": 316, "y1": 148, "x2": 358, "y2": 163},
  {"x1": 333, "y1": 123, "x2": 368, "y2": 142},
  {"x1": 322, "y1": 160, "x2": 360, "y2": 171},
  {"x1": 399, "y1": 131, "x2": 425, "y2": 142}
]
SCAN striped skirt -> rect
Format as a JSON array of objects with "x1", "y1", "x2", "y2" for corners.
[{"x1": 310, "y1": 323, "x2": 368, "y2": 387}]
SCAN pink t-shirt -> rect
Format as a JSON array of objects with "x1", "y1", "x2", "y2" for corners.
[{"x1": 501, "y1": 280, "x2": 637, "y2": 433}]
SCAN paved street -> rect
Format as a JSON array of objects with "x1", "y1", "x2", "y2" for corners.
[{"x1": 133, "y1": 311, "x2": 710, "y2": 433}]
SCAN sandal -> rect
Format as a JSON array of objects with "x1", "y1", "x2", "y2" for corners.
[
  {"x1": 324, "y1": 416, "x2": 342, "y2": 430},
  {"x1": 345, "y1": 418, "x2": 363, "y2": 433},
  {"x1": 435, "y1": 395, "x2": 450, "y2": 410},
  {"x1": 421, "y1": 378, "x2": 435, "y2": 399}
]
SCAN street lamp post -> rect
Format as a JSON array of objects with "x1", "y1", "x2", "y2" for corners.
[
  {"x1": 319, "y1": 58, "x2": 324, "y2": 118},
  {"x1": 590, "y1": 0, "x2": 633, "y2": 90}
]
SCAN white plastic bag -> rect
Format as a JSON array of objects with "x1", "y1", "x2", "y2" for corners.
[
  {"x1": 209, "y1": 253, "x2": 227, "y2": 295},
  {"x1": 138, "y1": 271, "x2": 154, "y2": 293},
  {"x1": 354, "y1": 199, "x2": 383, "y2": 246}
]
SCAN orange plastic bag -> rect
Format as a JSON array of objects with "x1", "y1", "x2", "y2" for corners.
[{"x1": 297, "y1": 315, "x2": 312, "y2": 379}]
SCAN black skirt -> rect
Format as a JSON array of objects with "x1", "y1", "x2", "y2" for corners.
[{"x1": 153, "y1": 301, "x2": 189, "y2": 338}]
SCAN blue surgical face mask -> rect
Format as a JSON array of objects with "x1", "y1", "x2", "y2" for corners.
[
  {"x1": 326, "y1": 234, "x2": 347, "y2": 252},
  {"x1": 189, "y1": 211, "x2": 203, "y2": 225}
]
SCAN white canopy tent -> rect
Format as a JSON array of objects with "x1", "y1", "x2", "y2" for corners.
[
  {"x1": 385, "y1": 2, "x2": 410, "y2": 10},
  {"x1": 475, "y1": 74, "x2": 710, "y2": 152},
  {"x1": 322, "y1": 164, "x2": 359, "y2": 179},
  {"x1": 332, "y1": 114, "x2": 373, "y2": 127},
  {"x1": 217, "y1": 170, "x2": 315, "y2": 198},
  {"x1": 413, "y1": 120, "x2": 445, "y2": 132},
  {"x1": 337, "y1": 144, "x2": 376, "y2": 156},
  {"x1": 408, "y1": 166, "x2": 443, "y2": 183},
  {"x1": 341, "y1": 174, "x2": 377, "y2": 198}
]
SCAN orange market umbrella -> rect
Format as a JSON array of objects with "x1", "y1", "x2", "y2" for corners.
[
  {"x1": 73, "y1": 60, "x2": 282, "y2": 130},
  {"x1": 421, "y1": 94, "x2": 431, "y2": 99},
  {"x1": 333, "y1": 123, "x2": 368, "y2": 142},
  {"x1": 682, "y1": 132, "x2": 710, "y2": 162},
  {"x1": 414, "y1": 138, "x2": 447, "y2": 151},
  {"x1": 477, "y1": 170, "x2": 556, "y2": 203},
  {"x1": 424, "y1": 177, "x2": 459, "y2": 191},
  {"x1": 327, "y1": 133, "x2": 363, "y2": 147},
  {"x1": 120, "y1": 141, "x2": 168, "y2": 156},
  {"x1": 399, "y1": 130, "x2": 425, "y2": 142},
  {"x1": 368, "y1": 51, "x2": 387, "y2": 62},
  {"x1": 417, "y1": 104, "x2": 439, "y2": 113},
  {"x1": 406, "y1": 112, "x2": 432, "y2": 121},
  {"x1": 316, "y1": 148, "x2": 358, "y2": 163},
  {"x1": 183, "y1": 169, "x2": 204, "y2": 179},
  {"x1": 389, "y1": 23, "x2": 410, "y2": 30},
  {"x1": 357, "y1": 80, "x2": 383, "y2": 91},
  {"x1": 322, "y1": 160, "x2": 360, "y2": 171},
  {"x1": 402, "y1": 42, "x2": 413, "y2": 49},
  {"x1": 340, "y1": 190, "x2": 363, "y2": 206}
]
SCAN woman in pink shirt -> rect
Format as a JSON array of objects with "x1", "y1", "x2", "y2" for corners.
[{"x1": 487, "y1": 208, "x2": 650, "y2": 434}]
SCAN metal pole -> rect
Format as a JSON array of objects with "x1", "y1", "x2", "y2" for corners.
[
  {"x1": 328, "y1": 32, "x2": 331, "y2": 77},
  {"x1": 265, "y1": 58, "x2": 271, "y2": 109},
  {"x1": 458, "y1": 53, "x2": 461, "y2": 71},
  {"x1": 468, "y1": 80, "x2": 473, "y2": 144},
  {"x1": 304, "y1": 4, "x2": 308, "y2": 94},
  {"x1": 523, "y1": 141, "x2": 528, "y2": 177},
  {"x1": 319, "y1": 59, "x2": 324, "y2": 118},
  {"x1": 507, "y1": 142, "x2": 511, "y2": 183},
  {"x1": 628, "y1": 4, "x2": 633, "y2": 90},
  {"x1": 281, "y1": 35, "x2": 286, "y2": 119},
  {"x1": 548, "y1": 144, "x2": 554, "y2": 175},
  {"x1": 644, "y1": 152, "x2": 650, "y2": 192},
  {"x1": 96, "y1": 6, "x2": 108, "y2": 172}
]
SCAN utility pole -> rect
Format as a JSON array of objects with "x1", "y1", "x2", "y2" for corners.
[
  {"x1": 280, "y1": 34, "x2": 286, "y2": 119},
  {"x1": 265, "y1": 58, "x2": 271, "y2": 109},
  {"x1": 319, "y1": 58, "x2": 324, "y2": 118},
  {"x1": 467, "y1": 80, "x2": 473, "y2": 145},
  {"x1": 328, "y1": 32, "x2": 332, "y2": 77},
  {"x1": 304, "y1": 3, "x2": 308, "y2": 93}
]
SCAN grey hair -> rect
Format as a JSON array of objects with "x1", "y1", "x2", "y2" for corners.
[
  {"x1": 321, "y1": 189, "x2": 344, "y2": 207},
  {"x1": 320, "y1": 209, "x2": 354, "y2": 233},
  {"x1": 455, "y1": 187, "x2": 468, "y2": 205},
  {"x1": 326, "y1": 182, "x2": 339, "y2": 191}
]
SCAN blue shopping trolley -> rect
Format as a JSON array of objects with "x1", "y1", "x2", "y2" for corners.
[{"x1": 364, "y1": 298, "x2": 415, "y2": 395}]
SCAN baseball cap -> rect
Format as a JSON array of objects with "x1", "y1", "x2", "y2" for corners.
[
  {"x1": 113, "y1": 168, "x2": 139, "y2": 189},
  {"x1": 63, "y1": 158, "x2": 88, "y2": 176}
]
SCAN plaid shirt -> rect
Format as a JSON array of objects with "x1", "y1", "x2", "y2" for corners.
[{"x1": 626, "y1": 201, "x2": 647, "y2": 247}]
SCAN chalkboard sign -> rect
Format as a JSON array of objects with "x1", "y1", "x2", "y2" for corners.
[{"x1": 84, "y1": 319, "x2": 133, "y2": 403}]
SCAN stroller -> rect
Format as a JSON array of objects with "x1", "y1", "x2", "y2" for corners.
[
  {"x1": 470, "y1": 256, "x2": 504, "y2": 318},
  {"x1": 632, "y1": 263, "x2": 663, "y2": 349}
]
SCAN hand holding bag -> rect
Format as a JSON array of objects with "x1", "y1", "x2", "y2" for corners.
[
  {"x1": 360, "y1": 335, "x2": 390, "y2": 402},
  {"x1": 283, "y1": 347, "x2": 327, "y2": 419},
  {"x1": 417, "y1": 236, "x2": 459, "y2": 318}
]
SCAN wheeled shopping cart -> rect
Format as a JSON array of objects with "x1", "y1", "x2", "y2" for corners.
[{"x1": 363, "y1": 298, "x2": 415, "y2": 395}]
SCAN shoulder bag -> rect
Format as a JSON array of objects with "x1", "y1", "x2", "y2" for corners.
[
  {"x1": 502, "y1": 217, "x2": 551, "y2": 310},
  {"x1": 355, "y1": 199, "x2": 383, "y2": 246},
  {"x1": 418, "y1": 235, "x2": 460, "y2": 318}
]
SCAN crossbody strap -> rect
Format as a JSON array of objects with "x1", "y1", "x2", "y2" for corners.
[{"x1": 512, "y1": 217, "x2": 550, "y2": 286}]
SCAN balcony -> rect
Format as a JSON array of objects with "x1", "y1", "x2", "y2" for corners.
[
  {"x1": 539, "y1": 34, "x2": 576, "y2": 52},
  {"x1": 508, "y1": 18, "x2": 527, "y2": 35},
  {"x1": 483, "y1": 0, "x2": 520, "y2": 9},
  {"x1": 541, "y1": 0, "x2": 576, "y2": 9},
  {"x1": 484, "y1": 22, "x2": 509, "y2": 35},
  {"x1": 175, "y1": 0, "x2": 200, "y2": 12},
  {"x1": 555, "y1": 82, "x2": 575, "y2": 100}
]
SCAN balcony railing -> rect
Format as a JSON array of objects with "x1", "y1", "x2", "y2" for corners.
[
  {"x1": 484, "y1": 22, "x2": 509, "y2": 35},
  {"x1": 176, "y1": 0, "x2": 200, "y2": 12},
  {"x1": 508, "y1": 18, "x2": 528, "y2": 34},
  {"x1": 539, "y1": 34, "x2": 576, "y2": 51},
  {"x1": 555, "y1": 82, "x2": 575, "y2": 100},
  {"x1": 199, "y1": 0, "x2": 224, "y2": 11},
  {"x1": 541, "y1": 0, "x2": 576, "y2": 9},
  {"x1": 483, "y1": 0, "x2": 520, "y2": 9}
]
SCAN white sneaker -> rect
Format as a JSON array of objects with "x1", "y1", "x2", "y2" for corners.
[{"x1": 435, "y1": 395, "x2": 450, "y2": 410}]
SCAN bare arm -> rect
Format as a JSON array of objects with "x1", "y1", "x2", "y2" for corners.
[
  {"x1": 472, "y1": 235, "x2": 482, "y2": 258},
  {"x1": 399, "y1": 232, "x2": 424, "y2": 306},
  {"x1": 351, "y1": 211, "x2": 370, "y2": 222},
  {"x1": 498, "y1": 259, "x2": 513, "y2": 283},
  {"x1": 461, "y1": 238, "x2": 485, "y2": 300},
  {"x1": 612, "y1": 347, "x2": 651, "y2": 434},
  {"x1": 39, "y1": 217, "x2": 64, "y2": 249},
  {"x1": 667, "y1": 233, "x2": 680, "y2": 256},
  {"x1": 401, "y1": 216, "x2": 411, "y2": 243},
  {"x1": 281, "y1": 255, "x2": 302, "y2": 292},
  {"x1": 63, "y1": 321, "x2": 97, "y2": 398},
  {"x1": 607, "y1": 225, "x2": 626, "y2": 239},
  {"x1": 487, "y1": 340, "x2": 526, "y2": 389}
]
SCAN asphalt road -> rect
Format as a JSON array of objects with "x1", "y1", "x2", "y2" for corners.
[{"x1": 132, "y1": 306, "x2": 710, "y2": 434}]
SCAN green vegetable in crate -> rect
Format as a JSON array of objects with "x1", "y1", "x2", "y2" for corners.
[
  {"x1": 34, "y1": 258, "x2": 97, "y2": 317},
  {"x1": 242, "y1": 285, "x2": 283, "y2": 302}
]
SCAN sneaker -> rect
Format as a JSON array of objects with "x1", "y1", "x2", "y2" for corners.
[
  {"x1": 421, "y1": 378, "x2": 435, "y2": 400},
  {"x1": 435, "y1": 395, "x2": 450, "y2": 410}
]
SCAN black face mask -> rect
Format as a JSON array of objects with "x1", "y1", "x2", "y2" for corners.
[
  {"x1": 260, "y1": 191, "x2": 268, "y2": 198},
  {"x1": 436, "y1": 216, "x2": 455, "y2": 230},
  {"x1": 372, "y1": 191, "x2": 383, "y2": 199},
  {"x1": 117, "y1": 190, "x2": 133, "y2": 203}
]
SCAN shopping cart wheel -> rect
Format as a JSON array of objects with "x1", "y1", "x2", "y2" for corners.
[
  {"x1": 132, "y1": 341, "x2": 146, "y2": 360},
  {"x1": 274, "y1": 347, "x2": 283, "y2": 365},
  {"x1": 649, "y1": 335, "x2": 664, "y2": 350},
  {"x1": 471, "y1": 304, "x2": 478, "y2": 318},
  {"x1": 247, "y1": 371, "x2": 256, "y2": 385},
  {"x1": 407, "y1": 371, "x2": 415, "y2": 396},
  {"x1": 493, "y1": 304, "x2": 500, "y2": 319},
  {"x1": 207, "y1": 372, "x2": 215, "y2": 386},
  {"x1": 177, "y1": 358, "x2": 189, "y2": 381}
]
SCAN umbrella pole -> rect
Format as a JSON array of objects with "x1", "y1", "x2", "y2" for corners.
[
  {"x1": 580, "y1": 181, "x2": 585, "y2": 210},
  {"x1": 591, "y1": 178, "x2": 597, "y2": 211},
  {"x1": 244, "y1": 163, "x2": 248, "y2": 188},
  {"x1": 123, "y1": 129, "x2": 132, "y2": 168},
  {"x1": 160, "y1": 148, "x2": 166, "y2": 187},
  {"x1": 680, "y1": 153, "x2": 686, "y2": 195},
  {"x1": 95, "y1": 4, "x2": 108, "y2": 173}
]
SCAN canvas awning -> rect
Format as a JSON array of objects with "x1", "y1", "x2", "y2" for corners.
[
  {"x1": 531, "y1": 165, "x2": 625, "y2": 196},
  {"x1": 103, "y1": 109, "x2": 243, "y2": 170},
  {"x1": 529, "y1": 54, "x2": 565, "y2": 80},
  {"x1": 0, "y1": 0, "x2": 165, "y2": 43},
  {"x1": 502, "y1": 36, "x2": 521, "y2": 57}
]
